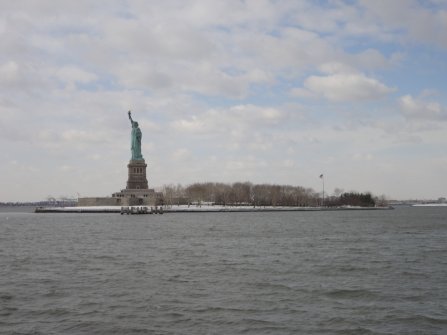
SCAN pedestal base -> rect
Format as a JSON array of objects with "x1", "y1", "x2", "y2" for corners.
[{"x1": 126, "y1": 159, "x2": 148, "y2": 190}]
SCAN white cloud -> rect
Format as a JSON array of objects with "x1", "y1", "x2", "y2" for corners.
[
  {"x1": 61, "y1": 130, "x2": 108, "y2": 143},
  {"x1": 359, "y1": 0, "x2": 447, "y2": 48},
  {"x1": 289, "y1": 87, "x2": 315, "y2": 99},
  {"x1": 300, "y1": 72, "x2": 395, "y2": 102},
  {"x1": 352, "y1": 153, "x2": 374, "y2": 161},
  {"x1": 0, "y1": 61, "x2": 20, "y2": 83},
  {"x1": 318, "y1": 62, "x2": 357, "y2": 75},
  {"x1": 230, "y1": 104, "x2": 284, "y2": 123},
  {"x1": 399, "y1": 95, "x2": 447, "y2": 121},
  {"x1": 55, "y1": 66, "x2": 98, "y2": 87},
  {"x1": 282, "y1": 159, "x2": 295, "y2": 168},
  {"x1": 171, "y1": 117, "x2": 206, "y2": 133},
  {"x1": 171, "y1": 104, "x2": 284, "y2": 136},
  {"x1": 0, "y1": 61, "x2": 47, "y2": 92},
  {"x1": 171, "y1": 148, "x2": 191, "y2": 161}
]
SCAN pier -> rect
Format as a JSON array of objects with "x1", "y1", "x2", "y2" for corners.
[{"x1": 120, "y1": 206, "x2": 164, "y2": 215}]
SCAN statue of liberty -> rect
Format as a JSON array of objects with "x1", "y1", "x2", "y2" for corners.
[{"x1": 128, "y1": 111, "x2": 144, "y2": 160}]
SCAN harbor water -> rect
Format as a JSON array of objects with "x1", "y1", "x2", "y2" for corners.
[{"x1": 0, "y1": 206, "x2": 446, "y2": 334}]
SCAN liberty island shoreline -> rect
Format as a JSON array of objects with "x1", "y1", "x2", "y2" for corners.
[{"x1": 34, "y1": 204, "x2": 393, "y2": 214}]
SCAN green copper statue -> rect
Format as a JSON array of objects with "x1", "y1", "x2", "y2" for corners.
[{"x1": 128, "y1": 111, "x2": 144, "y2": 161}]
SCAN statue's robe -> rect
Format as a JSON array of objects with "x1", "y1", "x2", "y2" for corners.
[{"x1": 131, "y1": 124, "x2": 143, "y2": 160}]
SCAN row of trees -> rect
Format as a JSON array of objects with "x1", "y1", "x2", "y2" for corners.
[
  {"x1": 325, "y1": 192, "x2": 376, "y2": 207},
  {"x1": 160, "y1": 182, "x2": 384, "y2": 207}
]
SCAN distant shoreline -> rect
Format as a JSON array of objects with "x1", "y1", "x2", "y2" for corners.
[
  {"x1": 34, "y1": 205, "x2": 393, "y2": 214},
  {"x1": 411, "y1": 203, "x2": 447, "y2": 207}
]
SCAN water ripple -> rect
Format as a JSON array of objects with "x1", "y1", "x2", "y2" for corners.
[{"x1": 0, "y1": 207, "x2": 446, "y2": 334}]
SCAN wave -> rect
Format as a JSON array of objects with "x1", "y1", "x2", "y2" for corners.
[{"x1": 324, "y1": 288, "x2": 380, "y2": 300}]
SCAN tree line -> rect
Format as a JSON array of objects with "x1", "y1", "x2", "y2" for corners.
[{"x1": 160, "y1": 182, "x2": 385, "y2": 207}]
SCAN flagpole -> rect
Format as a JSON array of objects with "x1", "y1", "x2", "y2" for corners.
[
  {"x1": 322, "y1": 175, "x2": 325, "y2": 207},
  {"x1": 319, "y1": 174, "x2": 325, "y2": 207}
]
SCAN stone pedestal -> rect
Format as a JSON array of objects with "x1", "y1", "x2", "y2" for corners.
[
  {"x1": 79, "y1": 158, "x2": 163, "y2": 207},
  {"x1": 126, "y1": 159, "x2": 148, "y2": 190}
]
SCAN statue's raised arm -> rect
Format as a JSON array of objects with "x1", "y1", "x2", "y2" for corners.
[{"x1": 128, "y1": 110, "x2": 133, "y2": 125}]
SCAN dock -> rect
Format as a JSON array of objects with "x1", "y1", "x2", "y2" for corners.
[{"x1": 120, "y1": 206, "x2": 164, "y2": 215}]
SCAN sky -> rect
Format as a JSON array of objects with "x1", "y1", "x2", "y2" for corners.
[{"x1": 1, "y1": 0, "x2": 447, "y2": 202}]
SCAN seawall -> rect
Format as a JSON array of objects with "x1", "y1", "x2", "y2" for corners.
[{"x1": 35, "y1": 205, "x2": 393, "y2": 214}]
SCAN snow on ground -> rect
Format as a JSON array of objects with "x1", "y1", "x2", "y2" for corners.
[
  {"x1": 41, "y1": 205, "x2": 318, "y2": 212},
  {"x1": 412, "y1": 203, "x2": 447, "y2": 207},
  {"x1": 163, "y1": 205, "x2": 317, "y2": 212},
  {"x1": 36, "y1": 204, "x2": 390, "y2": 212}
]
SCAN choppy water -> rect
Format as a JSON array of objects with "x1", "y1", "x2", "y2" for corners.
[{"x1": 0, "y1": 207, "x2": 446, "y2": 334}]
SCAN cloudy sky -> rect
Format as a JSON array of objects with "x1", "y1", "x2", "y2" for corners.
[{"x1": 1, "y1": 0, "x2": 446, "y2": 202}]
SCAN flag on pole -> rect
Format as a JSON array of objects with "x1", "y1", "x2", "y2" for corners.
[{"x1": 319, "y1": 174, "x2": 323, "y2": 178}]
